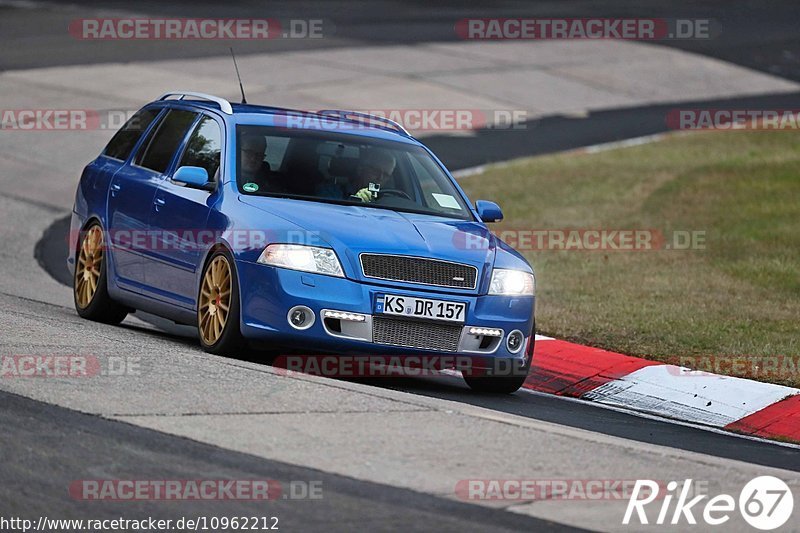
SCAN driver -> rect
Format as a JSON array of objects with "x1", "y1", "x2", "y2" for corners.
[{"x1": 351, "y1": 149, "x2": 396, "y2": 203}]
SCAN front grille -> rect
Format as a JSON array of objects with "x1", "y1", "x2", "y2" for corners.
[
  {"x1": 360, "y1": 254, "x2": 477, "y2": 289},
  {"x1": 372, "y1": 317, "x2": 462, "y2": 352}
]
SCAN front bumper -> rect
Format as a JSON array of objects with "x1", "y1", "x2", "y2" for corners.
[{"x1": 237, "y1": 260, "x2": 535, "y2": 362}]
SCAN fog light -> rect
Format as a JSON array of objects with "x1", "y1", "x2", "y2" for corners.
[
  {"x1": 506, "y1": 330, "x2": 524, "y2": 353},
  {"x1": 287, "y1": 305, "x2": 315, "y2": 330}
]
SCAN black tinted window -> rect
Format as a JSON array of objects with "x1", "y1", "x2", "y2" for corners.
[
  {"x1": 103, "y1": 108, "x2": 160, "y2": 161},
  {"x1": 178, "y1": 116, "x2": 222, "y2": 181},
  {"x1": 136, "y1": 109, "x2": 197, "y2": 173}
]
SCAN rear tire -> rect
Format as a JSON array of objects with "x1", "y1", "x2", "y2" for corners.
[
  {"x1": 197, "y1": 250, "x2": 244, "y2": 355},
  {"x1": 73, "y1": 222, "x2": 129, "y2": 325}
]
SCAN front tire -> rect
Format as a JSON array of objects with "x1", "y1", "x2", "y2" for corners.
[
  {"x1": 198, "y1": 250, "x2": 244, "y2": 355},
  {"x1": 73, "y1": 222, "x2": 128, "y2": 325},
  {"x1": 463, "y1": 342, "x2": 533, "y2": 394}
]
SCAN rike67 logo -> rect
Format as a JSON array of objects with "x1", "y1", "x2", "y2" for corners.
[{"x1": 624, "y1": 476, "x2": 794, "y2": 530}]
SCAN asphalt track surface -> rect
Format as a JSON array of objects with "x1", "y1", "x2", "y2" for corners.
[
  {"x1": 3, "y1": 1, "x2": 800, "y2": 531},
  {"x1": 2, "y1": 390, "x2": 578, "y2": 532}
]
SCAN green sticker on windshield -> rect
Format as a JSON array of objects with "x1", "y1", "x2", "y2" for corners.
[{"x1": 243, "y1": 182, "x2": 259, "y2": 193}]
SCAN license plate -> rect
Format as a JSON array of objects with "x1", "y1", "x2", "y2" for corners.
[{"x1": 379, "y1": 294, "x2": 466, "y2": 323}]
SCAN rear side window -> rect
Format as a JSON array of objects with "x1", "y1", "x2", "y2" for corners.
[
  {"x1": 135, "y1": 109, "x2": 197, "y2": 174},
  {"x1": 178, "y1": 116, "x2": 222, "y2": 181},
  {"x1": 103, "y1": 108, "x2": 160, "y2": 161}
]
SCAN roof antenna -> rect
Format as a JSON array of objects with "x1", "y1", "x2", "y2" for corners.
[{"x1": 230, "y1": 47, "x2": 247, "y2": 104}]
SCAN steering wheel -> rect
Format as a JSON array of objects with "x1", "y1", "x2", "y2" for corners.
[{"x1": 378, "y1": 188, "x2": 413, "y2": 201}]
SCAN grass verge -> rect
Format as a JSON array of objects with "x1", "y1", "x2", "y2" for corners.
[{"x1": 458, "y1": 130, "x2": 800, "y2": 387}]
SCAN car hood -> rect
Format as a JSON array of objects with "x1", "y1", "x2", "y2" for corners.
[{"x1": 239, "y1": 196, "x2": 499, "y2": 280}]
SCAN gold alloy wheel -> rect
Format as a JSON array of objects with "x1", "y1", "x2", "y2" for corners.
[
  {"x1": 199, "y1": 255, "x2": 232, "y2": 345},
  {"x1": 75, "y1": 225, "x2": 104, "y2": 309}
]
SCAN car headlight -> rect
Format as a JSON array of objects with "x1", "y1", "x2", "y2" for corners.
[
  {"x1": 488, "y1": 269, "x2": 535, "y2": 296},
  {"x1": 257, "y1": 244, "x2": 344, "y2": 277}
]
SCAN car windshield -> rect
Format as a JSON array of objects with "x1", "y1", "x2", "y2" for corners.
[{"x1": 235, "y1": 125, "x2": 473, "y2": 220}]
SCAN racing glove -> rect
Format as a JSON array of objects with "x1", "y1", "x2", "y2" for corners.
[{"x1": 355, "y1": 187, "x2": 374, "y2": 203}]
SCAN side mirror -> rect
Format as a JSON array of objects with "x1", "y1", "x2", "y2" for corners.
[
  {"x1": 475, "y1": 200, "x2": 503, "y2": 223},
  {"x1": 173, "y1": 166, "x2": 212, "y2": 190}
]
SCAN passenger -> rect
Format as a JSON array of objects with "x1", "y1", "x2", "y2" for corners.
[{"x1": 239, "y1": 135, "x2": 283, "y2": 192}]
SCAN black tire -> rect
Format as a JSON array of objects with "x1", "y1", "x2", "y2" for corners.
[
  {"x1": 463, "y1": 337, "x2": 534, "y2": 394},
  {"x1": 197, "y1": 249, "x2": 245, "y2": 355},
  {"x1": 73, "y1": 222, "x2": 129, "y2": 325}
]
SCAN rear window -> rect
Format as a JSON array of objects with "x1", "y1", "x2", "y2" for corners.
[
  {"x1": 135, "y1": 109, "x2": 197, "y2": 174},
  {"x1": 103, "y1": 108, "x2": 160, "y2": 161}
]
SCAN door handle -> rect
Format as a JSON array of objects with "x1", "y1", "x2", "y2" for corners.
[
  {"x1": 110, "y1": 182, "x2": 121, "y2": 196},
  {"x1": 154, "y1": 196, "x2": 166, "y2": 211}
]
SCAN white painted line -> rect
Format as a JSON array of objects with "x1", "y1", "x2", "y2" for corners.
[
  {"x1": 451, "y1": 132, "x2": 676, "y2": 180},
  {"x1": 584, "y1": 365, "x2": 800, "y2": 427},
  {"x1": 581, "y1": 133, "x2": 669, "y2": 154},
  {"x1": 451, "y1": 165, "x2": 487, "y2": 179},
  {"x1": 534, "y1": 334, "x2": 555, "y2": 341}
]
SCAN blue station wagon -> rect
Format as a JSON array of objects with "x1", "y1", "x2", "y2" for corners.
[{"x1": 69, "y1": 91, "x2": 536, "y2": 392}]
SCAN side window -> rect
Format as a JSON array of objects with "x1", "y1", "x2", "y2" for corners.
[
  {"x1": 135, "y1": 109, "x2": 197, "y2": 174},
  {"x1": 103, "y1": 108, "x2": 160, "y2": 161},
  {"x1": 178, "y1": 116, "x2": 222, "y2": 181}
]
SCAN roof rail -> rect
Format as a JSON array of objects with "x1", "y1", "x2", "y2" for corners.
[
  {"x1": 158, "y1": 91, "x2": 234, "y2": 115},
  {"x1": 317, "y1": 110, "x2": 410, "y2": 137}
]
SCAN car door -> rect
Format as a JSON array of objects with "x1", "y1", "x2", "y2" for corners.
[
  {"x1": 146, "y1": 114, "x2": 223, "y2": 307},
  {"x1": 103, "y1": 107, "x2": 164, "y2": 284},
  {"x1": 107, "y1": 108, "x2": 198, "y2": 288},
  {"x1": 89, "y1": 104, "x2": 160, "y2": 208}
]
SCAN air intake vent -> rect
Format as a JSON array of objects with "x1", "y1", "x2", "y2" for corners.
[{"x1": 372, "y1": 317, "x2": 462, "y2": 352}]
